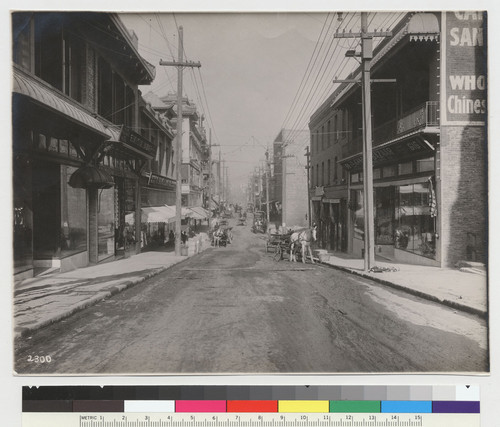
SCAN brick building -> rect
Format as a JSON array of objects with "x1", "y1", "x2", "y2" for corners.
[
  {"x1": 272, "y1": 129, "x2": 310, "y2": 228},
  {"x1": 11, "y1": 12, "x2": 178, "y2": 279},
  {"x1": 143, "y1": 92, "x2": 209, "y2": 211},
  {"x1": 309, "y1": 12, "x2": 487, "y2": 267}
]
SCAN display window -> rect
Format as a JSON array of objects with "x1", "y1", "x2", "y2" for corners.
[
  {"x1": 375, "y1": 186, "x2": 395, "y2": 245},
  {"x1": 60, "y1": 166, "x2": 87, "y2": 258},
  {"x1": 351, "y1": 190, "x2": 364, "y2": 240},
  {"x1": 395, "y1": 183, "x2": 436, "y2": 258},
  {"x1": 97, "y1": 187, "x2": 115, "y2": 261},
  {"x1": 14, "y1": 157, "x2": 33, "y2": 273},
  {"x1": 351, "y1": 182, "x2": 436, "y2": 259}
]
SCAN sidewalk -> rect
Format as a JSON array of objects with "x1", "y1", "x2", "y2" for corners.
[
  {"x1": 13, "y1": 235, "x2": 487, "y2": 340},
  {"x1": 320, "y1": 252, "x2": 487, "y2": 318},
  {"x1": 13, "y1": 233, "x2": 211, "y2": 339}
]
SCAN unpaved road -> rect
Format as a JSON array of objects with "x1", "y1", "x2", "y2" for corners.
[{"x1": 15, "y1": 220, "x2": 488, "y2": 374}]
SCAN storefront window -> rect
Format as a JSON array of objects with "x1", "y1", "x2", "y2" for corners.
[
  {"x1": 32, "y1": 161, "x2": 60, "y2": 259},
  {"x1": 97, "y1": 187, "x2": 115, "y2": 261},
  {"x1": 395, "y1": 183, "x2": 435, "y2": 258},
  {"x1": 60, "y1": 166, "x2": 87, "y2": 258},
  {"x1": 375, "y1": 187, "x2": 395, "y2": 245},
  {"x1": 352, "y1": 190, "x2": 364, "y2": 240},
  {"x1": 14, "y1": 157, "x2": 33, "y2": 273}
]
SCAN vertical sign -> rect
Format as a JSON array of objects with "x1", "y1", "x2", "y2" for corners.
[{"x1": 445, "y1": 12, "x2": 487, "y2": 123}]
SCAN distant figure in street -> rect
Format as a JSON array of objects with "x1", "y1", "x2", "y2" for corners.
[
  {"x1": 213, "y1": 228, "x2": 223, "y2": 247},
  {"x1": 168, "y1": 230, "x2": 175, "y2": 247},
  {"x1": 181, "y1": 231, "x2": 188, "y2": 244}
]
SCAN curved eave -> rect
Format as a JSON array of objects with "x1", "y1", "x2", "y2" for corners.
[{"x1": 110, "y1": 14, "x2": 155, "y2": 83}]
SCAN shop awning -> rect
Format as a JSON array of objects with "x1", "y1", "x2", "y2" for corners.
[
  {"x1": 164, "y1": 205, "x2": 183, "y2": 219},
  {"x1": 13, "y1": 66, "x2": 112, "y2": 138},
  {"x1": 142, "y1": 206, "x2": 176, "y2": 224},
  {"x1": 186, "y1": 206, "x2": 210, "y2": 220},
  {"x1": 125, "y1": 205, "x2": 180, "y2": 224},
  {"x1": 68, "y1": 165, "x2": 114, "y2": 189}
]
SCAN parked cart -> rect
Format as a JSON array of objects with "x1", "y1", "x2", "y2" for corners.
[
  {"x1": 265, "y1": 233, "x2": 283, "y2": 253},
  {"x1": 270, "y1": 232, "x2": 302, "y2": 262}
]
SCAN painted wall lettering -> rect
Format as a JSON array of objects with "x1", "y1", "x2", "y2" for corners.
[{"x1": 445, "y1": 11, "x2": 487, "y2": 123}]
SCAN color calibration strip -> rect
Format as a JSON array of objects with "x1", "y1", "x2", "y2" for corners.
[{"x1": 22, "y1": 385, "x2": 480, "y2": 414}]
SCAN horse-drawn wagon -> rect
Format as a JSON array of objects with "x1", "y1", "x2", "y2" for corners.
[
  {"x1": 266, "y1": 233, "x2": 285, "y2": 253},
  {"x1": 271, "y1": 233, "x2": 302, "y2": 262},
  {"x1": 270, "y1": 225, "x2": 318, "y2": 263}
]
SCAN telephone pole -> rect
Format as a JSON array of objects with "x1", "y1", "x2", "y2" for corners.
[
  {"x1": 360, "y1": 13, "x2": 376, "y2": 271},
  {"x1": 159, "y1": 26, "x2": 201, "y2": 256},
  {"x1": 265, "y1": 150, "x2": 270, "y2": 224},
  {"x1": 225, "y1": 166, "x2": 229, "y2": 204},
  {"x1": 221, "y1": 160, "x2": 226, "y2": 204},
  {"x1": 305, "y1": 146, "x2": 311, "y2": 227},
  {"x1": 207, "y1": 128, "x2": 212, "y2": 222},
  {"x1": 334, "y1": 12, "x2": 392, "y2": 271}
]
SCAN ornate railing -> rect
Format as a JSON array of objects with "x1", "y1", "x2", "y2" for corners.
[{"x1": 397, "y1": 101, "x2": 439, "y2": 134}]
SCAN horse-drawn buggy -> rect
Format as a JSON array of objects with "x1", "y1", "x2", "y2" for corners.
[
  {"x1": 270, "y1": 232, "x2": 301, "y2": 262},
  {"x1": 269, "y1": 225, "x2": 318, "y2": 263},
  {"x1": 265, "y1": 232, "x2": 284, "y2": 253},
  {"x1": 211, "y1": 226, "x2": 233, "y2": 247}
]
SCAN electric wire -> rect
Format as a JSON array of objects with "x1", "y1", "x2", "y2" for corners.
[
  {"x1": 284, "y1": 12, "x2": 358, "y2": 144},
  {"x1": 285, "y1": 12, "x2": 406, "y2": 146},
  {"x1": 284, "y1": 12, "x2": 359, "y2": 142},
  {"x1": 280, "y1": 12, "x2": 333, "y2": 131}
]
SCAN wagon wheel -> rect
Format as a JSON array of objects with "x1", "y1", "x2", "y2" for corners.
[{"x1": 273, "y1": 244, "x2": 283, "y2": 262}]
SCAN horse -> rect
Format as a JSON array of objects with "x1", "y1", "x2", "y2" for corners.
[{"x1": 289, "y1": 224, "x2": 318, "y2": 263}]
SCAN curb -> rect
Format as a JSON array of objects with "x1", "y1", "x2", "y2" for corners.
[
  {"x1": 14, "y1": 254, "x2": 201, "y2": 340},
  {"x1": 319, "y1": 261, "x2": 487, "y2": 319}
]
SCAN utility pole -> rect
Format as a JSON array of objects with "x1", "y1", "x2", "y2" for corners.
[
  {"x1": 265, "y1": 150, "x2": 270, "y2": 224},
  {"x1": 207, "y1": 128, "x2": 212, "y2": 223},
  {"x1": 159, "y1": 26, "x2": 201, "y2": 256},
  {"x1": 360, "y1": 13, "x2": 375, "y2": 272},
  {"x1": 305, "y1": 146, "x2": 311, "y2": 227},
  {"x1": 222, "y1": 160, "x2": 226, "y2": 204},
  {"x1": 334, "y1": 12, "x2": 392, "y2": 271},
  {"x1": 282, "y1": 144, "x2": 287, "y2": 229},
  {"x1": 225, "y1": 166, "x2": 229, "y2": 204},
  {"x1": 217, "y1": 150, "x2": 221, "y2": 205}
]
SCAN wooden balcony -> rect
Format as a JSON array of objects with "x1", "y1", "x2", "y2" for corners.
[{"x1": 342, "y1": 101, "x2": 439, "y2": 159}]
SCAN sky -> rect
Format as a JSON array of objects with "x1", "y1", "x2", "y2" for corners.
[
  {"x1": 119, "y1": 12, "x2": 412, "y2": 200},
  {"x1": 119, "y1": 12, "x2": 366, "y2": 199}
]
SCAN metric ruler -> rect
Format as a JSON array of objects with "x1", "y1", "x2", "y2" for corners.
[
  {"x1": 22, "y1": 412, "x2": 480, "y2": 427},
  {"x1": 22, "y1": 385, "x2": 481, "y2": 427}
]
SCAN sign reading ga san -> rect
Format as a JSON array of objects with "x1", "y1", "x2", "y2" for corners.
[{"x1": 445, "y1": 11, "x2": 487, "y2": 123}]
